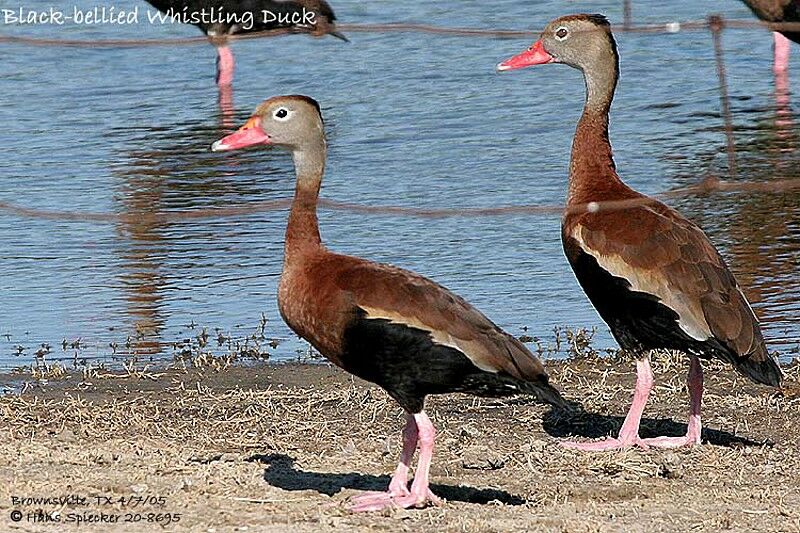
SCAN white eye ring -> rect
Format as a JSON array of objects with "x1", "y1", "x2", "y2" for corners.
[
  {"x1": 274, "y1": 108, "x2": 292, "y2": 121},
  {"x1": 554, "y1": 26, "x2": 569, "y2": 41}
]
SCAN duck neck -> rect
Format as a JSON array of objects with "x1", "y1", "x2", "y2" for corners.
[
  {"x1": 567, "y1": 56, "x2": 623, "y2": 205},
  {"x1": 285, "y1": 139, "x2": 326, "y2": 262}
]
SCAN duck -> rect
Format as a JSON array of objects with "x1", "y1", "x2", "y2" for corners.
[
  {"x1": 740, "y1": 0, "x2": 799, "y2": 73},
  {"x1": 497, "y1": 14, "x2": 782, "y2": 451},
  {"x1": 144, "y1": 0, "x2": 346, "y2": 86},
  {"x1": 210, "y1": 95, "x2": 566, "y2": 510}
]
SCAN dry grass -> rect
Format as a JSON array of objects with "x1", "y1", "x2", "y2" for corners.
[{"x1": 0, "y1": 355, "x2": 799, "y2": 532}]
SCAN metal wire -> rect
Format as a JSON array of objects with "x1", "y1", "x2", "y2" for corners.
[
  {"x1": 1, "y1": 177, "x2": 798, "y2": 223},
  {"x1": 4, "y1": 18, "x2": 800, "y2": 48},
  {"x1": 709, "y1": 15, "x2": 739, "y2": 180},
  {"x1": 0, "y1": 14, "x2": 798, "y2": 224}
]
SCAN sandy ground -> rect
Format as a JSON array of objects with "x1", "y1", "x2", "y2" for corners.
[{"x1": 1, "y1": 353, "x2": 799, "y2": 532}]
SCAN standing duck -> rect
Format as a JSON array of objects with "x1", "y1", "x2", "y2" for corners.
[
  {"x1": 497, "y1": 14, "x2": 782, "y2": 451},
  {"x1": 144, "y1": 0, "x2": 346, "y2": 86},
  {"x1": 740, "y1": 0, "x2": 799, "y2": 72},
  {"x1": 211, "y1": 95, "x2": 566, "y2": 509}
]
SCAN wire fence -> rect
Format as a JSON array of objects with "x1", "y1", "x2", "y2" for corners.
[
  {"x1": 1, "y1": 178, "x2": 798, "y2": 223},
  {"x1": 0, "y1": 12, "x2": 798, "y2": 224},
  {"x1": 4, "y1": 17, "x2": 800, "y2": 47}
]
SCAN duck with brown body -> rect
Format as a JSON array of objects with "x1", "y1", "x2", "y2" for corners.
[
  {"x1": 211, "y1": 95, "x2": 566, "y2": 510},
  {"x1": 144, "y1": 0, "x2": 346, "y2": 86},
  {"x1": 497, "y1": 14, "x2": 782, "y2": 451},
  {"x1": 740, "y1": 0, "x2": 799, "y2": 72}
]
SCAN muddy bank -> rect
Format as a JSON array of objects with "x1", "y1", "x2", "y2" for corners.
[{"x1": 1, "y1": 355, "x2": 799, "y2": 532}]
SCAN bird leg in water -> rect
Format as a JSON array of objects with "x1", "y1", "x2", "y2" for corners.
[
  {"x1": 774, "y1": 32, "x2": 791, "y2": 74},
  {"x1": 215, "y1": 45, "x2": 235, "y2": 87},
  {"x1": 218, "y1": 83, "x2": 235, "y2": 129},
  {"x1": 349, "y1": 411, "x2": 441, "y2": 512}
]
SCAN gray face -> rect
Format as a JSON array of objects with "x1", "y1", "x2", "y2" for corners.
[
  {"x1": 538, "y1": 17, "x2": 616, "y2": 73},
  {"x1": 254, "y1": 98, "x2": 324, "y2": 151}
]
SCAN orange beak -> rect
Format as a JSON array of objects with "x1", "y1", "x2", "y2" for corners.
[
  {"x1": 497, "y1": 40, "x2": 555, "y2": 71},
  {"x1": 211, "y1": 116, "x2": 271, "y2": 152}
]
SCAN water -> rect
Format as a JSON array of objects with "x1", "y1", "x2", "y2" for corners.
[{"x1": 0, "y1": 0, "x2": 798, "y2": 371}]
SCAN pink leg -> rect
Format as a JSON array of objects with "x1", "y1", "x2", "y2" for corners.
[
  {"x1": 216, "y1": 45, "x2": 235, "y2": 87},
  {"x1": 388, "y1": 414, "x2": 416, "y2": 495},
  {"x1": 350, "y1": 412, "x2": 441, "y2": 512},
  {"x1": 774, "y1": 32, "x2": 791, "y2": 74},
  {"x1": 772, "y1": 32, "x2": 793, "y2": 136},
  {"x1": 391, "y1": 412, "x2": 441, "y2": 508},
  {"x1": 641, "y1": 355, "x2": 703, "y2": 448},
  {"x1": 218, "y1": 83, "x2": 235, "y2": 129},
  {"x1": 774, "y1": 66, "x2": 793, "y2": 143},
  {"x1": 348, "y1": 413, "x2": 416, "y2": 511},
  {"x1": 561, "y1": 357, "x2": 654, "y2": 451}
]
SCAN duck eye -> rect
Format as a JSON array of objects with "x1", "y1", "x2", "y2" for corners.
[
  {"x1": 275, "y1": 108, "x2": 289, "y2": 120},
  {"x1": 555, "y1": 27, "x2": 569, "y2": 40}
]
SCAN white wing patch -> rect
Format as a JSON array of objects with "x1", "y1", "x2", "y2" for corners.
[
  {"x1": 573, "y1": 226, "x2": 713, "y2": 342},
  {"x1": 360, "y1": 305, "x2": 498, "y2": 373}
]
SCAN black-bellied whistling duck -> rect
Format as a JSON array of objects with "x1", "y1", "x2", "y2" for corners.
[
  {"x1": 740, "y1": 0, "x2": 799, "y2": 72},
  {"x1": 497, "y1": 14, "x2": 782, "y2": 451},
  {"x1": 144, "y1": 0, "x2": 346, "y2": 86},
  {"x1": 210, "y1": 95, "x2": 566, "y2": 510}
]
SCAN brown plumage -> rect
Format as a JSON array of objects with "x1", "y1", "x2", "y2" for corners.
[
  {"x1": 279, "y1": 252, "x2": 549, "y2": 385},
  {"x1": 499, "y1": 14, "x2": 781, "y2": 451},
  {"x1": 212, "y1": 94, "x2": 564, "y2": 510}
]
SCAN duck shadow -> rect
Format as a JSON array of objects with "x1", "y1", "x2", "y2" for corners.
[
  {"x1": 247, "y1": 453, "x2": 526, "y2": 506},
  {"x1": 542, "y1": 406, "x2": 772, "y2": 448}
]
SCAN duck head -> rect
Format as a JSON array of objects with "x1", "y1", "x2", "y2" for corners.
[
  {"x1": 497, "y1": 14, "x2": 618, "y2": 74},
  {"x1": 211, "y1": 95, "x2": 324, "y2": 153}
]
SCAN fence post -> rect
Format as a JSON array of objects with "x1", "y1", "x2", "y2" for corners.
[
  {"x1": 708, "y1": 15, "x2": 738, "y2": 180},
  {"x1": 623, "y1": 0, "x2": 632, "y2": 30}
]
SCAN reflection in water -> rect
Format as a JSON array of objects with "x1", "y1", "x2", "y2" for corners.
[
  {"x1": 678, "y1": 82, "x2": 799, "y2": 352},
  {"x1": 219, "y1": 84, "x2": 236, "y2": 130},
  {"x1": 773, "y1": 69, "x2": 794, "y2": 148},
  {"x1": 110, "y1": 117, "x2": 293, "y2": 361},
  {"x1": 115, "y1": 170, "x2": 167, "y2": 357},
  {"x1": 112, "y1": 69, "x2": 244, "y2": 358}
]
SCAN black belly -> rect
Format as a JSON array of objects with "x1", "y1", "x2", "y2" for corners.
[
  {"x1": 567, "y1": 243, "x2": 726, "y2": 359},
  {"x1": 340, "y1": 311, "x2": 531, "y2": 413}
]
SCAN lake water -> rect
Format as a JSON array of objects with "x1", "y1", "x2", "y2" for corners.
[{"x1": 0, "y1": 0, "x2": 798, "y2": 371}]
